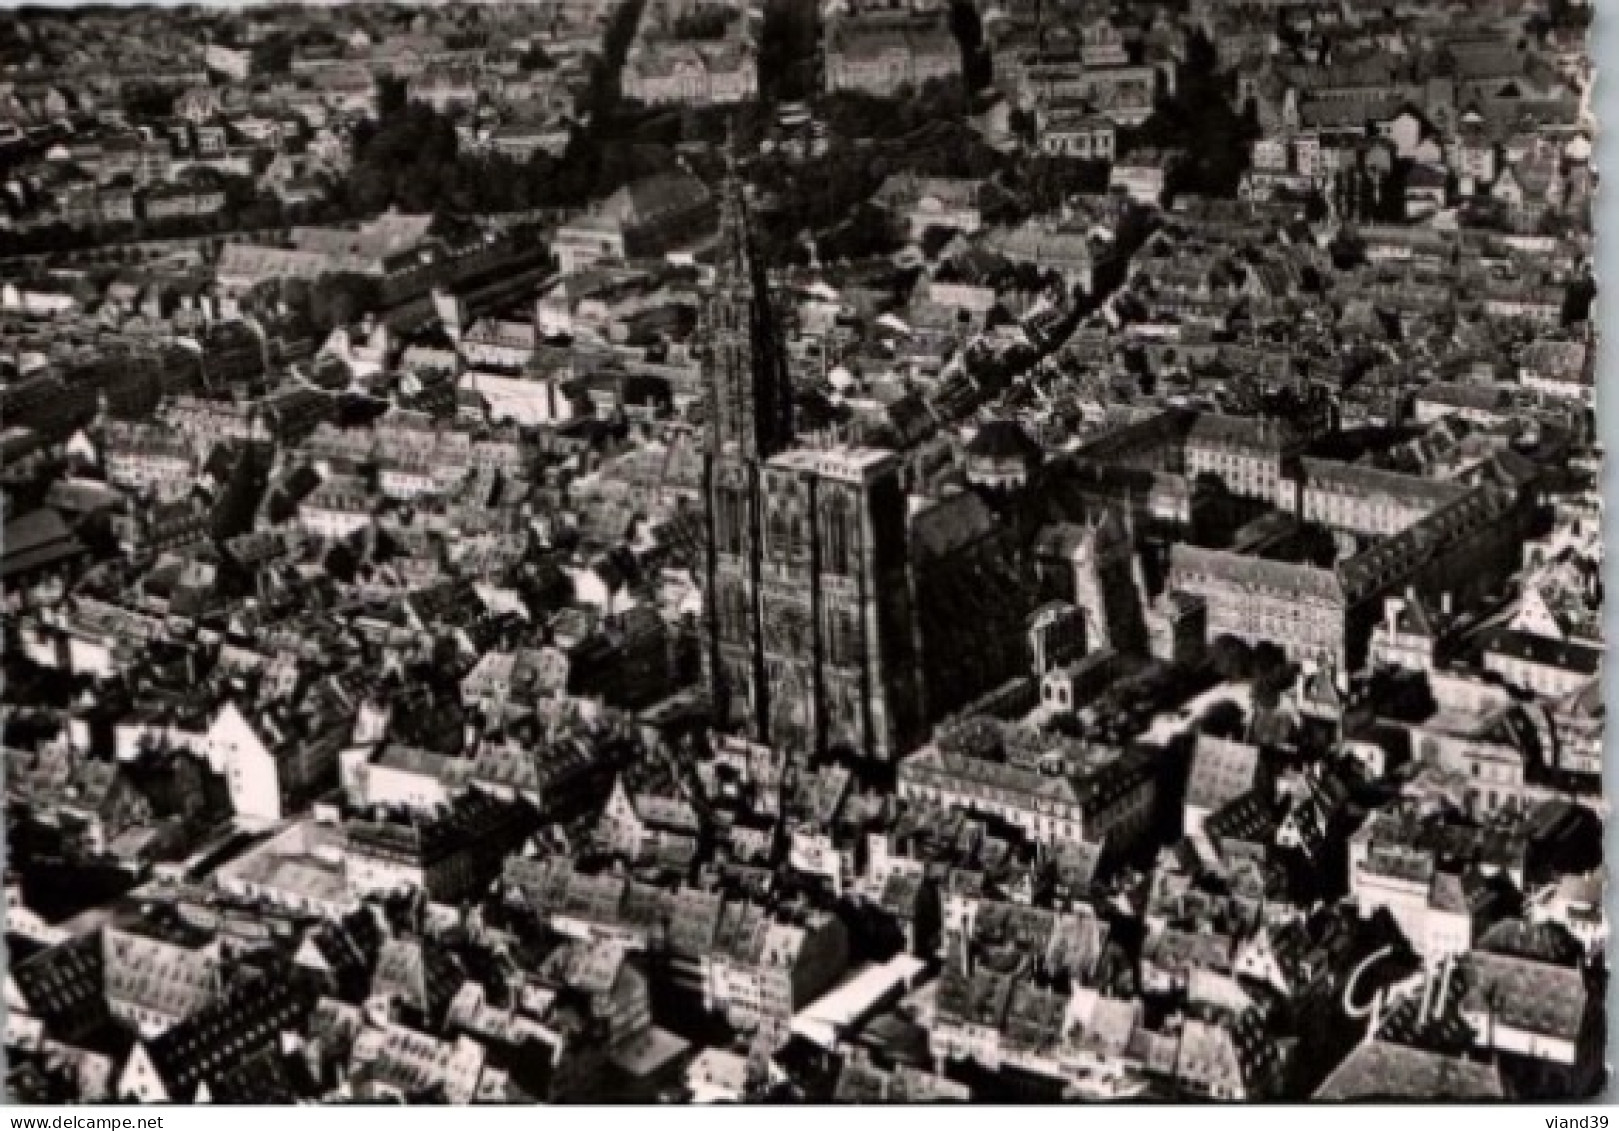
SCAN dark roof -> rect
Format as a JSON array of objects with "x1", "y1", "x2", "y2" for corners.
[
  {"x1": 2, "y1": 508, "x2": 86, "y2": 579},
  {"x1": 6, "y1": 932, "x2": 108, "y2": 1040},
  {"x1": 1476, "y1": 917, "x2": 1583, "y2": 967},
  {"x1": 967, "y1": 418, "x2": 1042, "y2": 462},
  {"x1": 143, "y1": 973, "x2": 316, "y2": 1101},
  {"x1": 205, "y1": 1047, "x2": 304, "y2": 1104},
  {"x1": 909, "y1": 491, "x2": 999, "y2": 559},
  {"x1": 1484, "y1": 629, "x2": 1602, "y2": 676}
]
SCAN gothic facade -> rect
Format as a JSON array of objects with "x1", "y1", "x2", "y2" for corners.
[{"x1": 701, "y1": 174, "x2": 922, "y2": 760}]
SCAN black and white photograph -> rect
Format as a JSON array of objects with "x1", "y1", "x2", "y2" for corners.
[{"x1": 0, "y1": 0, "x2": 1606, "y2": 1109}]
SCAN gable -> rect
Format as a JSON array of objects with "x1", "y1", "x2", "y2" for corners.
[
  {"x1": 209, "y1": 702, "x2": 268, "y2": 763},
  {"x1": 118, "y1": 1043, "x2": 171, "y2": 1103}
]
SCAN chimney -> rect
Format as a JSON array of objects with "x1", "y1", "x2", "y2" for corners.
[
  {"x1": 1429, "y1": 954, "x2": 1452, "y2": 1023},
  {"x1": 1428, "y1": 953, "x2": 1453, "y2": 1025}
]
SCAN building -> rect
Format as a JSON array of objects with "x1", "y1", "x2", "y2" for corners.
[
  {"x1": 1315, "y1": 1040, "x2": 1504, "y2": 1101},
  {"x1": 118, "y1": 975, "x2": 315, "y2": 1102},
  {"x1": 1185, "y1": 414, "x2": 1306, "y2": 503},
  {"x1": 898, "y1": 740, "x2": 1156, "y2": 854},
  {"x1": 343, "y1": 791, "x2": 534, "y2": 902},
  {"x1": 824, "y1": 19, "x2": 959, "y2": 97},
  {"x1": 1109, "y1": 150, "x2": 1179, "y2": 205},
  {"x1": 503, "y1": 857, "x2": 848, "y2": 1038},
  {"x1": 1348, "y1": 810, "x2": 1519, "y2": 959},
  {"x1": 1169, "y1": 546, "x2": 1348, "y2": 669},
  {"x1": 553, "y1": 172, "x2": 715, "y2": 275},
  {"x1": 217, "y1": 211, "x2": 514, "y2": 303},
  {"x1": 103, "y1": 423, "x2": 195, "y2": 500},
  {"x1": 1482, "y1": 630, "x2": 1602, "y2": 699},
  {"x1": 1037, "y1": 106, "x2": 1117, "y2": 161},
  {"x1": 460, "y1": 318, "x2": 540, "y2": 371},
  {"x1": 103, "y1": 921, "x2": 222, "y2": 1039},
  {"x1": 701, "y1": 170, "x2": 923, "y2": 760},
  {"x1": 1184, "y1": 735, "x2": 1265, "y2": 838},
  {"x1": 980, "y1": 217, "x2": 1097, "y2": 293},
  {"x1": 873, "y1": 175, "x2": 987, "y2": 241},
  {"x1": 205, "y1": 700, "x2": 350, "y2": 824},
  {"x1": 623, "y1": 39, "x2": 757, "y2": 106},
  {"x1": 204, "y1": 43, "x2": 252, "y2": 81},
  {"x1": 1170, "y1": 477, "x2": 1526, "y2": 672},
  {"x1": 700, "y1": 903, "x2": 850, "y2": 1037},
  {"x1": 1458, "y1": 952, "x2": 1603, "y2": 1096},
  {"x1": 1284, "y1": 459, "x2": 1469, "y2": 538}
]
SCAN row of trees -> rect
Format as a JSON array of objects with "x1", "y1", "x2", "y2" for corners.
[
  {"x1": 1208, "y1": 635, "x2": 1296, "y2": 708},
  {"x1": 328, "y1": 0, "x2": 674, "y2": 217},
  {"x1": 1124, "y1": 31, "x2": 1260, "y2": 199},
  {"x1": 758, "y1": 0, "x2": 820, "y2": 105}
]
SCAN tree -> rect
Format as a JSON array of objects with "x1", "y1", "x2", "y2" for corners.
[
  {"x1": 1250, "y1": 641, "x2": 1294, "y2": 708},
  {"x1": 1124, "y1": 30, "x2": 1258, "y2": 199},
  {"x1": 1209, "y1": 634, "x2": 1254, "y2": 681},
  {"x1": 122, "y1": 84, "x2": 177, "y2": 121},
  {"x1": 1199, "y1": 699, "x2": 1247, "y2": 740},
  {"x1": 251, "y1": 36, "x2": 294, "y2": 76},
  {"x1": 759, "y1": 0, "x2": 819, "y2": 104},
  {"x1": 308, "y1": 273, "x2": 382, "y2": 332},
  {"x1": 816, "y1": 202, "x2": 900, "y2": 263},
  {"x1": 670, "y1": 5, "x2": 732, "y2": 40},
  {"x1": 1562, "y1": 268, "x2": 1596, "y2": 325},
  {"x1": 948, "y1": 0, "x2": 992, "y2": 91},
  {"x1": 323, "y1": 542, "x2": 358, "y2": 584},
  {"x1": 1329, "y1": 229, "x2": 1366, "y2": 270},
  {"x1": 519, "y1": 43, "x2": 554, "y2": 71},
  {"x1": 210, "y1": 444, "x2": 269, "y2": 541},
  {"x1": 937, "y1": 715, "x2": 1004, "y2": 761}
]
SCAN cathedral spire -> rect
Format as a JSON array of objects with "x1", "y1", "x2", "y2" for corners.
[
  {"x1": 701, "y1": 134, "x2": 791, "y2": 461},
  {"x1": 716, "y1": 120, "x2": 753, "y2": 283}
]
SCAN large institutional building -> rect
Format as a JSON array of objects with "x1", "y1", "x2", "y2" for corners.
[
  {"x1": 700, "y1": 173, "x2": 924, "y2": 761},
  {"x1": 1066, "y1": 405, "x2": 1535, "y2": 675}
]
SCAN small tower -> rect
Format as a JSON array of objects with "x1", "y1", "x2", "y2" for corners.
[{"x1": 1072, "y1": 507, "x2": 1146, "y2": 656}]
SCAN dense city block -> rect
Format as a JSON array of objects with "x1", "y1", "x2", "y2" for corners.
[{"x1": 0, "y1": 0, "x2": 1603, "y2": 1105}]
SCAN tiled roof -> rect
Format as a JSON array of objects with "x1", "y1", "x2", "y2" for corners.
[
  {"x1": 1186, "y1": 735, "x2": 1263, "y2": 813},
  {"x1": 1171, "y1": 544, "x2": 1345, "y2": 604},
  {"x1": 1315, "y1": 1040, "x2": 1503, "y2": 1100},
  {"x1": 1459, "y1": 951, "x2": 1590, "y2": 1042},
  {"x1": 142, "y1": 973, "x2": 316, "y2": 1100},
  {"x1": 6, "y1": 932, "x2": 108, "y2": 1039},
  {"x1": 1484, "y1": 628, "x2": 1602, "y2": 675}
]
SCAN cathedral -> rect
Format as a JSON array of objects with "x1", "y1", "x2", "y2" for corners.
[{"x1": 699, "y1": 171, "x2": 924, "y2": 761}]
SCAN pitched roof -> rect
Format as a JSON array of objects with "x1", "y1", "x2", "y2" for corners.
[
  {"x1": 594, "y1": 171, "x2": 712, "y2": 231},
  {"x1": 1172, "y1": 544, "x2": 1345, "y2": 603},
  {"x1": 1459, "y1": 952, "x2": 1590, "y2": 1042},
  {"x1": 370, "y1": 937, "x2": 465, "y2": 1027},
  {"x1": 1484, "y1": 628, "x2": 1602, "y2": 676},
  {"x1": 1186, "y1": 735, "x2": 1263, "y2": 813},
  {"x1": 1315, "y1": 1040, "x2": 1503, "y2": 1101},
  {"x1": 102, "y1": 922, "x2": 220, "y2": 1026},
  {"x1": 141, "y1": 973, "x2": 316, "y2": 1101},
  {"x1": 6, "y1": 932, "x2": 108, "y2": 1039}
]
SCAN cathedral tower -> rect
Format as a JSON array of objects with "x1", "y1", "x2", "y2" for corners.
[
  {"x1": 701, "y1": 169, "x2": 793, "y2": 739},
  {"x1": 700, "y1": 169, "x2": 922, "y2": 759}
]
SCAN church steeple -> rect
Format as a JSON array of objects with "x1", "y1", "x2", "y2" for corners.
[{"x1": 702, "y1": 156, "x2": 792, "y2": 461}]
